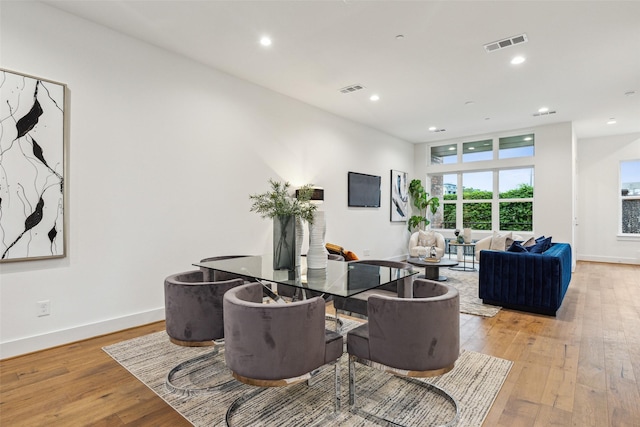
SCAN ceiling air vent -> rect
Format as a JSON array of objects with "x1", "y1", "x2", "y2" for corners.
[
  {"x1": 339, "y1": 84, "x2": 365, "y2": 94},
  {"x1": 533, "y1": 110, "x2": 557, "y2": 117},
  {"x1": 484, "y1": 33, "x2": 528, "y2": 53}
]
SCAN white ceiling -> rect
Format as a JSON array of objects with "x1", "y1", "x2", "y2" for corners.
[{"x1": 44, "y1": 0, "x2": 640, "y2": 143}]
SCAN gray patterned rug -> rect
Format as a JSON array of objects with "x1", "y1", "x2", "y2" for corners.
[
  {"x1": 414, "y1": 266, "x2": 501, "y2": 317},
  {"x1": 103, "y1": 329, "x2": 512, "y2": 426}
]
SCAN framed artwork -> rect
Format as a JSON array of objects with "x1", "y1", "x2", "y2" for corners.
[
  {"x1": 390, "y1": 170, "x2": 408, "y2": 222},
  {"x1": 0, "y1": 69, "x2": 67, "y2": 262}
]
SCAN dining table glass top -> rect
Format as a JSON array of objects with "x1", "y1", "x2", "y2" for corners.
[{"x1": 194, "y1": 255, "x2": 418, "y2": 298}]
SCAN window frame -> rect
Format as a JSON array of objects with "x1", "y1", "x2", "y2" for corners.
[
  {"x1": 619, "y1": 159, "x2": 640, "y2": 237},
  {"x1": 427, "y1": 133, "x2": 535, "y2": 233}
]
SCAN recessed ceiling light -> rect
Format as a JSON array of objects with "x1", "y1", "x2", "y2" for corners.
[
  {"x1": 429, "y1": 126, "x2": 437, "y2": 131},
  {"x1": 538, "y1": 107, "x2": 549, "y2": 113},
  {"x1": 260, "y1": 36, "x2": 272, "y2": 47},
  {"x1": 369, "y1": 94, "x2": 380, "y2": 102},
  {"x1": 607, "y1": 118, "x2": 617, "y2": 125},
  {"x1": 511, "y1": 56, "x2": 526, "y2": 65}
]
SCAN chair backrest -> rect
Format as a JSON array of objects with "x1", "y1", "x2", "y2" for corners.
[
  {"x1": 199, "y1": 255, "x2": 251, "y2": 282},
  {"x1": 164, "y1": 270, "x2": 245, "y2": 342},
  {"x1": 409, "y1": 231, "x2": 446, "y2": 249},
  {"x1": 223, "y1": 282, "x2": 328, "y2": 381},
  {"x1": 349, "y1": 259, "x2": 413, "y2": 296},
  {"x1": 366, "y1": 279, "x2": 459, "y2": 372}
]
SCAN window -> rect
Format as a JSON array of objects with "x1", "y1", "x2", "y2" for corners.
[
  {"x1": 499, "y1": 134, "x2": 534, "y2": 159},
  {"x1": 463, "y1": 139, "x2": 492, "y2": 162},
  {"x1": 620, "y1": 160, "x2": 640, "y2": 235},
  {"x1": 428, "y1": 134, "x2": 535, "y2": 233},
  {"x1": 431, "y1": 144, "x2": 457, "y2": 165},
  {"x1": 499, "y1": 169, "x2": 534, "y2": 231}
]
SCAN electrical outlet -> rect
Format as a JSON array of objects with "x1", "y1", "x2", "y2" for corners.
[{"x1": 37, "y1": 300, "x2": 51, "y2": 317}]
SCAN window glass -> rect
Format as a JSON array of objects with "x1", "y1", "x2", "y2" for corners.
[
  {"x1": 463, "y1": 202, "x2": 491, "y2": 230},
  {"x1": 463, "y1": 171, "x2": 492, "y2": 200},
  {"x1": 499, "y1": 134, "x2": 534, "y2": 159},
  {"x1": 621, "y1": 200, "x2": 640, "y2": 234},
  {"x1": 463, "y1": 139, "x2": 492, "y2": 162},
  {"x1": 500, "y1": 201, "x2": 533, "y2": 231},
  {"x1": 443, "y1": 204, "x2": 456, "y2": 229},
  {"x1": 442, "y1": 174, "x2": 457, "y2": 197},
  {"x1": 621, "y1": 160, "x2": 640, "y2": 196},
  {"x1": 431, "y1": 144, "x2": 457, "y2": 165},
  {"x1": 499, "y1": 168, "x2": 534, "y2": 198}
]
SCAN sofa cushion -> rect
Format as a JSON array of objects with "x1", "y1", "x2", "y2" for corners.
[
  {"x1": 490, "y1": 231, "x2": 512, "y2": 251},
  {"x1": 522, "y1": 236, "x2": 536, "y2": 247}
]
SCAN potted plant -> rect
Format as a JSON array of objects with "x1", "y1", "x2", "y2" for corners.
[
  {"x1": 250, "y1": 179, "x2": 316, "y2": 270},
  {"x1": 407, "y1": 179, "x2": 439, "y2": 232}
]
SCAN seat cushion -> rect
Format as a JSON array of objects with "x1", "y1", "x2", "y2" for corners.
[
  {"x1": 324, "y1": 329, "x2": 344, "y2": 363},
  {"x1": 346, "y1": 323, "x2": 369, "y2": 360}
]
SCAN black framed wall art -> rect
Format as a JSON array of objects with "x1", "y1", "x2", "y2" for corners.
[{"x1": 0, "y1": 69, "x2": 67, "y2": 262}]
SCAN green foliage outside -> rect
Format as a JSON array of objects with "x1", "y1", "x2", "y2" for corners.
[{"x1": 441, "y1": 184, "x2": 533, "y2": 231}]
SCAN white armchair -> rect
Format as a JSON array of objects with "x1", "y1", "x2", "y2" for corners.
[{"x1": 409, "y1": 230, "x2": 446, "y2": 260}]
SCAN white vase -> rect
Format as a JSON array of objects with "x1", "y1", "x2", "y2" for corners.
[
  {"x1": 307, "y1": 211, "x2": 328, "y2": 269},
  {"x1": 463, "y1": 228, "x2": 472, "y2": 243},
  {"x1": 295, "y1": 217, "x2": 304, "y2": 267}
]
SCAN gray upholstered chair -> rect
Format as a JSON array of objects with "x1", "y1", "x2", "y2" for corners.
[
  {"x1": 163, "y1": 270, "x2": 245, "y2": 395},
  {"x1": 332, "y1": 259, "x2": 414, "y2": 317},
  {"x1": 223, "y1": 282, "x2": 344, "y2": 425},
  {"x1": 347, "y1": 278, "x2": 460, "y2": 426},
  {"x1": 164, "y1": 270, "x2": 245, "y2": 346}
]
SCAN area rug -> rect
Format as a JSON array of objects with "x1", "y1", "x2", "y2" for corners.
[
  {"x1": 103, "y1": 330, "x2": 512, "y2": 426},
  {"x1": 413, "y1": 266, "x2": 501, "y2": 317}
]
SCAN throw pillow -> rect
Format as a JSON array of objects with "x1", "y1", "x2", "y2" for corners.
[
  {"x1": 527, "y1": 236, "x2": 552, "y2": 254},
  {"x1": 418, "y1": 230, "x2": 436, "y2": 247},
  {"x1": 343, "y1": 250, "x2": 359, "y2": 261},
  {"x1": 507, "y1": 241, "x2": 528, "y2": 252},
  {"x1": 522, "y1": 237, "x2": 536, "y2": 247},
  {"x1": 489, "y1": 231, "x2": 512, "y2": 251}
]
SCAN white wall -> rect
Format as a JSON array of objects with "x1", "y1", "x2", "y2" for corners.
[
  {"x1": 0, "y1": 2, "x2": 414, "y2": 358},
  {"x1": 577, "y1": 133, "x2": 640, "y2": 264}
]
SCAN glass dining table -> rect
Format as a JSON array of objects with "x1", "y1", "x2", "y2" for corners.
[{"x1": 194, "y1": 254, "x2": 418, "y2": 300}]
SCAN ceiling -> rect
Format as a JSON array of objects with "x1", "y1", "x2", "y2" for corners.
[{"x1": 44, "y1": 0, "x2": 640, "y2": 143}]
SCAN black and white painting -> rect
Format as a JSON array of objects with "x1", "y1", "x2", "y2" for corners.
[
  {"x1": 0, "y1": 69, "x2": 66, "y2": 262},
  {"x1": 390, "y1": 169, "x2": 408, "y2": 222}
]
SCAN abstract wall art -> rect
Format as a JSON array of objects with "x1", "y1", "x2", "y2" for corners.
[
  {"x1": 0, "y1": 69, "x2": 67, "y2": 262},
  {"x1": 390, "y1": 169, "x2": 408, "y2": 222}
]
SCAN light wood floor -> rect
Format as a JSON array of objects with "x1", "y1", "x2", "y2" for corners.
[{"x1": 1, "y1": 261, "x2": 639, "y2": 426}]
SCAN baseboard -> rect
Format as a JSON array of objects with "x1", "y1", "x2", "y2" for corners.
[
  {"x1": 577, "y1": 254, "x2": 639, "y2": 265},
  {"x1": 0, "y1": 308, "x2": 165, "y2": 359}
]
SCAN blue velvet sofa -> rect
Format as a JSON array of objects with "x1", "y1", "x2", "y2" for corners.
[{"x1": 478, "y1": 243, "x2": 572, "y2": 316}]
